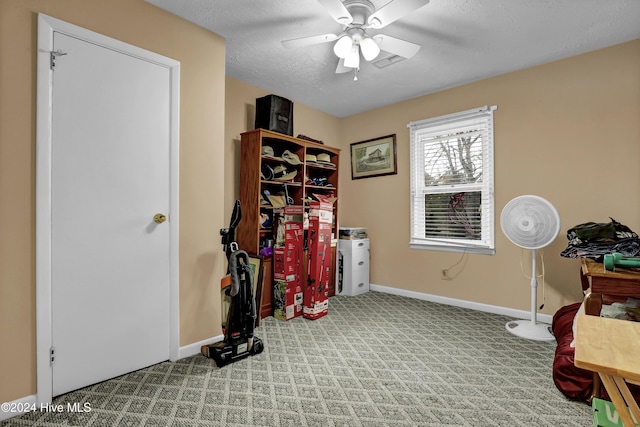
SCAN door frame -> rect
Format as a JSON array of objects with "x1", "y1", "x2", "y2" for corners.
[{"x1": 35, "y1": 14, "x2": 180, "y2": 404}]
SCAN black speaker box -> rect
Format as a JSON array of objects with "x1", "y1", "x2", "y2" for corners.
[{"x1": 255, "y1": 94, "x2": 293, "y2": 136}]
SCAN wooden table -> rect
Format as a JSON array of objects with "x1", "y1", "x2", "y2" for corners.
[
  {"x1": 574, "y1": 314, "x2": 640, "y2": 427},
  {"x1": 581, "y1": 258, "x2": 640, "y2": 316}
]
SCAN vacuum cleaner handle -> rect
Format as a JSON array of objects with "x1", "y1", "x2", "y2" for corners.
[
  {"x1": 228, "y1": 200, "x2": 242, "y2": 232},
  {"x1": 221, "y1": 200, "x2": 243, "y2": 262}
]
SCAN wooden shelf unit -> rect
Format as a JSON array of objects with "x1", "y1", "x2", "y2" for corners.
[{"x1": 238, "y1": 129, "x2": 340, "y2": 319}]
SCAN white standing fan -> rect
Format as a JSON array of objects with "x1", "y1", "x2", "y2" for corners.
[{"x1": 500, "y1": 195, "x2": 561, "y2": 341}]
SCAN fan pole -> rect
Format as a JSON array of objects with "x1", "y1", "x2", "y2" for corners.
[
  {"x1": 530, "y1": 248, "x2": 538, "y2": 324},
  {"x1": 504, "y1": 248, "x2": 555, "y2": 341}
]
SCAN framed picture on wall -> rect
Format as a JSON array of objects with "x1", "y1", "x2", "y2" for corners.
[{"x1": 350, "y1": 134, "x2": 397, "y2": 179}]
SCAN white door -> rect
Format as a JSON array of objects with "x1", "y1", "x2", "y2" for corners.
[{"x1": 50, "y1": 31, "x2": 172, "y2": 396}]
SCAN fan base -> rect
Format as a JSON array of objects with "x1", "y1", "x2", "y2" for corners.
[{"x1": 505, "y1": 320, "x2": 555, "y2": 342}]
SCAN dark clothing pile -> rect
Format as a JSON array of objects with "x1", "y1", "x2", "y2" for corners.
[{"x1": 560, "y1": 218, "x2": 640, "y2": 262}]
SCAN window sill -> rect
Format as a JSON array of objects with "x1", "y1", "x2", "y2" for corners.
[{"x1": 410, "y1": 243, "x2": 495, "y2": 255}]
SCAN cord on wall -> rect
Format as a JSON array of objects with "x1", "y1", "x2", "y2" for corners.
[
  {"x1": 441, "y1": 248, "x2": 468, "y2": 280},
  {"x1": 519, "y1": 248, "x2": 547, "y2": 309}
]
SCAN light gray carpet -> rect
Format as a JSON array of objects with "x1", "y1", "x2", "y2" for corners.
[{"x1": 2, "y1": 291, "x2": 592, "y2": 426}]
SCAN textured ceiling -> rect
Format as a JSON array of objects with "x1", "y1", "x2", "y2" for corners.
[{"x1": 146, "y1": 0, "x2": 640, "y2": 118}]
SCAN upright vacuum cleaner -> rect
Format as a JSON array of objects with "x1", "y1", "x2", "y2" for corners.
[{"x1": 201, "y1": 200, "x2": 264, "y2": 367}]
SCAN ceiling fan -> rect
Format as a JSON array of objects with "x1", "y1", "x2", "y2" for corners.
[{"x1": 282, "y1": 0, "x2": 429, "y2": 79}]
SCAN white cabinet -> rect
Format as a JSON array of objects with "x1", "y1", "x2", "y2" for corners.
[{"x1": 336, "y1": 239, "x2": 370, "y2": 296}]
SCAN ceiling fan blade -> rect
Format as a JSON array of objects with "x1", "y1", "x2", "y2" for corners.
[
  {"x1": 318, "y1": 0, "x2": 353, "y2": 25},
  {"x1": 281, "y1": 33, "x2": 338, "y2": 49},
  {"x1": 368, "y1": 0, "x2": 430, "y2": 28},
  {"x1": 373, "y1": 34, "x2": 421, "y2": 58},
  {"x1": 335, "y1": 58, "x2": 351, "y2": 74}
]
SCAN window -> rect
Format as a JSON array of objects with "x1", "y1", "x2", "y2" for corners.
[{"x1": 408, "y1": 106, "x2": 497, "y2": 254}]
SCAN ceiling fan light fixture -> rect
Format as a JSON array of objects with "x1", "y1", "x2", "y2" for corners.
[
  {"x1": 343, "y1": 44, "x2": 360, "y2": 69},
  {"x1": 360, "y1": 36, "x2": 380, "y2": 61},
  {"x1": 333, "y1": 35, "x2": 353, "y2": 59}
]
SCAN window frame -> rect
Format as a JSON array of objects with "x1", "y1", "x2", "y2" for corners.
[{"x1": 408, "y1": 105, "x2": 497, "y2": 255}]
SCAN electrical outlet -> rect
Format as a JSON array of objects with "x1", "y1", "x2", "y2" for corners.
[{"x1": 441, "y1": 269, "x2": 451, "y2": 280}]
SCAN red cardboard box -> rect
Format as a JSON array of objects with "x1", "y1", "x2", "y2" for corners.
[
  {"x1": 304, "y1": 202, "x2": 332, "y2": 320},
  {"x1": 273, "y1": 278, "x2": 303, "y2": 321},
  {"x1": 273, "y1": 206, "x2": 304, "y2": 321}
]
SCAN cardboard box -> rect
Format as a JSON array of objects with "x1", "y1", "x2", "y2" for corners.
[
  {"x1": 273, "y1": 206, "x2": 304, "y2": 320},
  {"x1": 273, "y1": 279, "x2": 303, "y2": 321},
  {"x1": 304, "y1": 202, "x2": 332, "y2": 320},
  {"x1": 592, "y1": 398, "x2": 638, "y2": 427}
]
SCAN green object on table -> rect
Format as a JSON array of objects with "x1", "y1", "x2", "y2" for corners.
[{"x1": 603, "y1": 253, "x2": 640, "y2": 272}]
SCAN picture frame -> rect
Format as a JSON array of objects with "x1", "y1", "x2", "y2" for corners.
[
  {"x1": 248, "y1": 255, "x2": 264, "y2": 327},
  {"x1": 350, "y1": 134, "x2": 397, "y2": 179}
]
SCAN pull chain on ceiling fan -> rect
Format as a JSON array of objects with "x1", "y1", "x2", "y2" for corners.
[{"x1": 282, "y1": 0, "x2": 429, "y2": 79}]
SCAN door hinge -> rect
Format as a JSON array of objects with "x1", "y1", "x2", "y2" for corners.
[
  {"x1": 50, "y1": 49, "x2": 67, "y2": 70},
  {"x1": 50, "y1": 347, "x2": 55, "y2": 365}
]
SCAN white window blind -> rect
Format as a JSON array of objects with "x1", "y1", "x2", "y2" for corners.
[{"x1": 408, "y1": 106, "x2": 496, "y2": 254}]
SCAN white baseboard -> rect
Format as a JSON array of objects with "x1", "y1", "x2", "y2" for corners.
[
  {"x1": 177, "y1": 334, "x2": 223, "y2": 360},
  {"x1": 0, "y1": 394, "x2": 37, "y2": 422},
  {"x1": 369, "y1": 284, "x2": 553, "y2": 324}
]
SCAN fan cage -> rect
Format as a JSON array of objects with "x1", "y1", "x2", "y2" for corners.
[{"x1": 500, "y1": 195, "x2": 560, "y2": 250}]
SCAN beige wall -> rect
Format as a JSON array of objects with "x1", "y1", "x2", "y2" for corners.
[
  {"x1": 224, "y1": 77, "x2": 341, "y2": 213},
  {"x1": 2, "y1": 0, "x2": 638, "y2": 407},
  {"x1": 223, "y1": 41, "x2": 640, "y2": 324},
  {"x1": 0, "y1": 0, "x2": 226, "y2": 403},
  {"x1": 336, "y1": 39, "x2": 640, "y2": 316}
]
